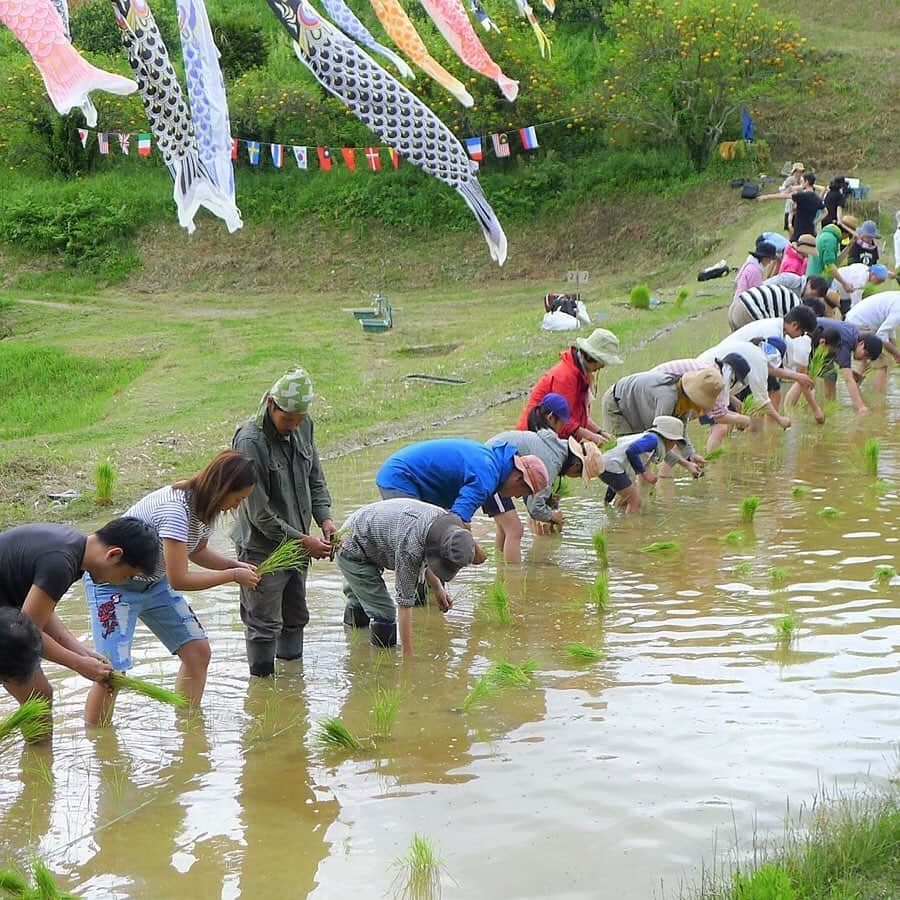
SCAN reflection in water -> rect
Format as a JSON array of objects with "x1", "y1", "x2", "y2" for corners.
[{"x1": 0, "y1": 311, "x2": 897, "y2": 898}]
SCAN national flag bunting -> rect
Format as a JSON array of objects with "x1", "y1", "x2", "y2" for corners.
[
  {"x1": 231, "y1": 137, "x2": 239, "y2": 160},
  {"x1": 247, "y1": 141, "x2": 260, "y2": 165},
  {"x1": 491, "y1": 133, "x2": 510, "y2": 158},
  {"x1": 519, "y1": 126, "x2": 539, "y2": 151},
  {"x1": 270, "y1": 143, "x2": 283, "y2": 168},
  {"x1": 365, "y1": 147, "x2": 381, "y2": 172},
  {"x1": 138, "y1": 133, "x2": 152, "y2": 156},
  {"x1": 317, "y1": 146, "x2": 332, "y2": 170},
  {"x1": 341, "y1": 147, "x2": 356, "y2": 172},
  {"x1": 118, "y1": 132, "x2": 130, "y2": 155},
  {"x1": 78, "y1": 128, "x2": 89, "y2": 148},
  {"x1": 390, "y1": 148, "x2": 400, "y2": 170},
  {"x1": 98, "y1": 132, "x2": 109, "y2": 155},
  {"x1": 465, "y1": 136, "x2": 483, "y2": 161},
  {"x1": 293, "y1": 145, "x2": 308, "y2": 169}
]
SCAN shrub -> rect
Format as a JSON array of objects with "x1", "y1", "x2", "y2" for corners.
[
  {"x1": 212, "y1": 18, "x2": 271, "y2": 79},
  {"x1": 629, "y1": 284, "x2": 651, "y2": 309}
]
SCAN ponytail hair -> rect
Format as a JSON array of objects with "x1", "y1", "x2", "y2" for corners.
[{"x1": 174, "y1": 451, "x2": 256, "y2": 525}]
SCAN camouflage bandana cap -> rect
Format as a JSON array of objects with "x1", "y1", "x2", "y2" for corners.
[{"x1": 255, "y1": 366, "x2": 314, "y2": 426}]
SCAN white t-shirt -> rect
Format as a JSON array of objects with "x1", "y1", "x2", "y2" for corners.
[
  {"x1": 845, "y1": 291, "x2": 900, "y2": 340},
  {"x1": 835, "y1": 263, "x2": 870, "y2": 307},
  {"x1": 697, "y1": 340, "x2": 770, "y2": 404},
  {"x1": 705, "y1": 320, "x2": 811, "y2": 372}
]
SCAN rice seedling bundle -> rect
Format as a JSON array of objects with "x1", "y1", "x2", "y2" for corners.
[
  {"x1": 565, "y1": 643, "x2": 605, "y2": 662},
  {"x1": 740, "y1": 395, "x2": 766, "y2": 417},
  {"x1": 255, "y1": 539, "x2": 310, "y2": 577},
  {"x1": 589, "y1": 572, "x2": 609, "y2": 611},
  {"x1": 641, "y1": 541, "x2": 681, "y2": 553},
  {"x1": 392, "y1": 834, "x2": 443, "y2": 900},
  {"x1": 674, "y1": 287, "x2": 689, "y2": 309},
  {"x1": 870, "y1": 480, "x2": 893, "y2": 494},
  {"x1": 0, "y1": 696, "x2": 52, "y2": 745},
  {"x1": 94, "y1": 460, "x2": 116, "y2": 506},
  {"x1": 629, "y1": 284, "x2": 651, "y2": 309},
  {"x1": 592, "y1": 531, "x2": 608, "y2": 567},
  {"x1": 776, "y1": 615, "x2": 797, "y2": 639},
  {"x1": 0, "y1": 868, "x2": 29, "y2": 895},
  {"x1": 705, "y1": 446, "x2": 727, "y2": 461},
  {"x1": 862, "y1": 439, "x2": 880, "y2": 477},
  {"x1": 487, "y1": 659, "x2": 537, "y2": 689},
  {"x1": 818, "y1": 506, "x2": 843, "y2": 518},
  {"x1": 316, "y1": 717, "x2": 364, "y2": 751},
  {"x1": 724, "y1": 531, "x2": 744, "y2": 545},
  {"x1": 770, "y1": 567, "x2": 789, "y2": 584},
  {"x1": 370, "y1": 686, "x2": 402, "y2": 738},
  {"x1": 460, "y1": 675, "x2": 493, "y2": 712},
  {"x1": 107, "y1": 673, "x2": 189, "y2": 708},
  {"x1": 732, "y1": 562, "x2": 752, "y2": 577},
  {"x1": 791, "y1": 484, "x2": 811, "y2": 497},
  {"x1": 551, "y1": 476, "x2": 571, "y2": 498},
  {"x1": 806, "y1": 345, "x2": 830, "y2": 379},
  {"x1": 481, "y1": 580, "x2": 512, "y2": 625},
  {"x1": 0, "y1": 859, "x2": 77, "y2": 899},
  {"x1": 874, "y1": 565, "x2": 896, "y2": 584},
  {"x1": 740, "y1": 496, "x2": 760, "y2": 523}
]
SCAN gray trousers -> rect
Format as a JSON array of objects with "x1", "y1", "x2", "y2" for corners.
[
  {"x1": 600, "y1": 385, "x2": 633, "y2": 437},
  {"x1": 337, "y1": 553, "x2": 396, "y2": 623},
  {"x1": 727, "y1": 299, "x2": 756, "y2": 331}
]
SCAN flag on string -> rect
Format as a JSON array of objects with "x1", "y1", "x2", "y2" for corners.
[
  {"x1": 390, "y1": 148, "x2": 400, "y2": 170},
  {"x1": 119, "y1": 133, "x2": 130, "y2": 155},
  {"x1": 247, "y1": 141, "x2": 261, "y2": 165},
  {"x1": 465, "y1": 136, "x2": 483, "y2": 161},
  {"x1": 341, "y1": 148, "x2": 356, "y2": 172},
  {"x1": 519, "y1": 126, "x2": 539, "y2": 151},
  {"x1": 317, "y1": 147, "x2": 332, "y2": 170},
  {"x1": 491, "y1": 133, "x2": 510, "y2": 158},
  {"x1": 271, "y1": 143, "x2": 283, "y2": 168},
  {"x1": 78, "y1": 128, "x2": 89, "y2": 148},
  {"x1": 365, "y1": 147, "x2": 381, "y2": 172},
  {"x1": 137, "y1": 133, "x2": 152, "y2": 156},
  {"x1": 293, "y1": 145, "x2": 308, "y2": 169},
  {"x1": 98, "y1": 132, "x2": 109, "y2": 155},
  {"x1": 231, "y1": 137, "x2": 239, "y2": 160}
]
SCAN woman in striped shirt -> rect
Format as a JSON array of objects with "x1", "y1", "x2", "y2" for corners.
[{"x1": 84, "y1": 451, "x2": 260, "y2": 726}]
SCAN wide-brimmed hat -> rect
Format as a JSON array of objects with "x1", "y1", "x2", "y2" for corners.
[
  {"x1": 751, "y1": 240, "x2": 778, "y2": 261},
  {"x1": 575, "y1": 328, "x2": 623, "y2": 366},
  {"x1": 539, "y1": 392, "x2": 571, "y2": 423},
  {"x1": 513, "y1": 454, "x2": 550, "y2": 495},
  {"x1": 791, "y1": 162, "x2": 805, "y2": 173},
  {"x1": 567, "y1": 437, "x2": 604, "y2": 481},
  {"x1": 680, "y1": 369, "x2": 724, "y2": 410},
  {"x1": 425, "y1": 514, "x2": 476, "y2": 583},
  {"x1": 856, "y1": 220, "x2": 880, "y2": 240},
  {"x1": 649, "y1": 415, "x2": 685, "y2": 441},
  {"x1": 794, "y1": 234, "x2": 818, "y2": 256},
  {"x1": 837, "y1": 215, "x2": 859, "y2": 236}
]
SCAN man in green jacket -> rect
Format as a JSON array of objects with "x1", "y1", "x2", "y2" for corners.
[
  {"x1": 808, "y1": 218, "x2": 857, "y2": 277},
  {"x1": 232, "y1": 367, "x2": 336, "y2": 676}
]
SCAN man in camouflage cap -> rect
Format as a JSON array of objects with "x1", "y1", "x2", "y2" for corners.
[{"x1": 232, "y1": 366, "x2": 335, "y2": 677}]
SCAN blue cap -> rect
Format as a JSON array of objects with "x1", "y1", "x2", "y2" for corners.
[
  {"x1": 870, "y1": 264, "x2": 889, "y2": 280},
  {"x1": 540, "y1": 392, "x2": 571, "y2": 423}
]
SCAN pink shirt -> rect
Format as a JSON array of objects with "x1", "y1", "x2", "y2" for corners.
[
  {"x1": 733, "y1": 255, "x2": 764, "y2": 300},
  {"x1": 779, "y1": 244, "x2": 808, "y2": 276}
]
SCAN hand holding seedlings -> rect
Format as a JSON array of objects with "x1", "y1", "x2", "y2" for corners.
[
  {"x1": 301, "y1": 533, "x2": 334, "y2": 559},
  {"x1": 232, "y1": 565, "x2": 260, "y2": 589}
]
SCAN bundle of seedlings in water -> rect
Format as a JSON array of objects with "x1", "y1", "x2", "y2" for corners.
[
  {"x1": 107, "y1": 673, "x2": 190, "y2": 709},
  {"x1": 806, "y1": 344, "x2": 830, "y2": 379},
  {"x1": 481, "y1": 579, "x2": 512, "y2": 625},
  {"x1": 732, "y1": 561, "x2": 752, "y2": 577},
  {"x1": 641, "y1": 540, "x2": 681, "y2": 553},
  {"x1": 871, "y1": 479, "x2": 893, "y2": 494},
  {"x1": 460, "y1": 675, "x2": 493, "y2": 712},
  {"x1": 791, "y1": 484, "x2": 811, "y2": 497},
  {"x1": 740, "y1": 395, "x2": 767, "y2": 417},
  {"x1": 588, "y1": 572, "x2": 609, "y2": 611},
  {"x1": 487, "y1": 659, "x2": 537, "y2": 689},
  {"x1": 862, "y1": 439, "x2": 880, "y2": 477},
  {"x1": 255, "y1": 538, "x2": 310, "y2": 578},
  {"x1": 316, "y1": 717, "x2": 366, "y2": 752},
  {"x1": 769, "y1": 567, "x2": 790, "y2": 584},
  {"x1": 370, "y1": 686, "x2": 402, "y2": 738},
  {"x1": 94, "y1": 460, "x2": 116, "y2": 506},
  {"x1": 0, "y1": 858, "x2": 78, "y2": 899},
  {"x1": 705, "y1": 445, "x2": 728, "y2": 462},
  {"x1": 818, "y1": 506, "x2": 843, "y2": 518},
  {"x1": 565, "y1": 643, "x2": 605, "y2": 662},
  {"x1": 0, "y1": 697, "x2": 52, "y2": 745},
  {"x1": 592, "y1": 531, "x2": 608, "y2": 568},
  {"x1": 874, "y1": 565, "x2": 896, "y2": 584},
  {"x1": 776, "y1": 614, "x2": 798, "y2": 640},
  {"x1": 551, "y1": 476, "x2": 571, "y2": 499},
  {"x1": 629, "y1": 284, "x2": 651, "y2": 309},
  {"x1": 391, "y1": 833, "x2": 444, "y2": 900},
  {"x1": 740, "y1": 496, "x2": 760, "y2": 523}
]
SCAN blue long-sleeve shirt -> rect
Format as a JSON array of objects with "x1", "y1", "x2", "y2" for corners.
[{"x1": 375, "y1": 439, "x2": 517, "y2": 523}]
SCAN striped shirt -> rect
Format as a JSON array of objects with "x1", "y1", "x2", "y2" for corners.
[
  {"x1": 734, "y1": 284, "x2": 801, "y2": 321},
  {"x1": 126, "y1": 486, "x2": 211, "y2": 581},
  {"x1": 339, "y1": 499, "x2": 448, "y2": 607}
]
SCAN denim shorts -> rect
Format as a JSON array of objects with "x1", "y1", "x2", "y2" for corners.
[{"x1": 83, "y1": 573, "x2": 206, "y2": 671}]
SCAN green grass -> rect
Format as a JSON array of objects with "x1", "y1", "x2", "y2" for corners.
[
  {"x1": 94, "y1": 459, "x2": 116, "y2": 506},
  {"x1": 641, "y1": 541, "x2": 681, "y2": 553},
  {"x1": 315, "y1": 717, "x2": 365, "y2": 752},
  {"x1": 392, "y1": 834, "x2": 443, "y2": 900},
  {"x1": 592, "y1": 531, "x2": 609, "y2": 568},
  {"x1": 107, "y1": 673, "x2": 190, "y2": 708},
  {"x1": 588, "y1": 572, "x2": 609, "y2": 611},
  {"x1": 370, "y1": 686, "x2": 402, "y2": 738},
  {"x1": 565, "y1": 642, "x2": 605, "y2": 662},
  {"x1": 480, "y1": 579, "x2": 512, "y2": 626},
  {"x1": 740, "y1": 496, "x2": 760, "y2": 523}
]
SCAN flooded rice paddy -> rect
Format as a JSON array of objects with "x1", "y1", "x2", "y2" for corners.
[{"x1": 1, "y1": 310, "x2": 898, "y2": 898}]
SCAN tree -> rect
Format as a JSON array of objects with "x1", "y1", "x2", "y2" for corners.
[{"x1": 598, "y1": 0, "x2": 812, "y2": 170}]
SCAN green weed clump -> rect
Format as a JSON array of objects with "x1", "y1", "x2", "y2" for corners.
[
  {"x1": 255, "y1": 539, "x2": 309, "y2": 577},
  {"x1": 818, "y1": 506, "x2": 843, "y2": 518},
  {"x1": 589, "y1": 572, "x2": 609, "y2": 611},
  {"x1": 392, "y1": 833, "x2": 443, "y2": 900},
  {"x1": 370, "y1": 686, "x2": 402, "y2": 738},
  {"x1": 316, "y1": 717, "x2": 365, "y2": 752},
  {"x1": 107, "y1": 673, "x2": 189, "y2": 708},
  {"x1": 776, "y1": 614, "x2": 798, "y2": 640},
  {"x1": 481, "y1": 580, "x2": 512, "y2": 625},
  {"x1": 874, "y1": 565, "x2": 896, "y2": 584},
  {"x1": 0, "y1": 696, "x2": 52, "y2": 745},
  {"x1": 565, "y1": 643, "x2": 605, "y2": 662},
  {"x1": 629, "y1": 283, "x2": 651, "y2": 309},
  {"x1": 791, "y1": 484, "x2": 811, "y2": 497},
  {"x1": 862, "y1": 439, "x2": 880, "y2": 476},
  {"x1": 641, "y1": 540, "x2": 681, "y2": 553},
  {"x1": 592, "y1": 531, "x2": 608, "y2": 568},
  {"x1": 94, "y1": 459, "x2": 116, "y2": 506},
  {"x1": 740, "y1": 496, "x2": 760, "y2": 523}
]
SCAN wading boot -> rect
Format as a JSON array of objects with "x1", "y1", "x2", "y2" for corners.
[
  {"x1": 370, "y1": 619, "x2": 397, "y2": 648},
  {"x1": 343, "y1": 604, "x2": 371, "y2": 628},
  {"x1": 246, "y1": 638, "x2": 276, "y2": 677},
  {"x1": 276, "y1": 628, "x2": 303, "y2": 661}
]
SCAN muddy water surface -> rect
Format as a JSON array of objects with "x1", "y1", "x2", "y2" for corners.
[{"x1": 2, "y1": 311, "x2": 898, "y2": 899}]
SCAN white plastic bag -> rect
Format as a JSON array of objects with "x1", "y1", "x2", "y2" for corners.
[
  {"x1": 574, "y1": 300, "x2": 591, "y2": 326},
  {"x1": 541, "y1": 310, "x2": 580, "y2": 331}
]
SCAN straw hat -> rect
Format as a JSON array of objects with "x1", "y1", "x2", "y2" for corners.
[
  {"x1": 837, "y1": 215, "x2": 859, "y2": 236},
  {"x1": 567, "y1": 437, "x2": 604, "y2": 481},
  {"x1": 575, "y1": 328, "x2": 623, "y2": 366},
  {"x1": 794, "y1": 234, "x2": 818, "y2": 256},
  {"x1": 790, "y1": 162, "x2": 805, "y2": 173},
  {"x1": 680, "y1": 369, "x2": 724, "y2": 410}
]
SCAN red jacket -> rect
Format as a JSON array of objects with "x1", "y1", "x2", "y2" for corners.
[{"x1": 516, "y1": 348, "x2": 595, "y2": 439}]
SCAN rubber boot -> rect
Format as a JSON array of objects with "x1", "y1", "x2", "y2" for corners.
[
  {"x1": 343, "y1": 604, "x2": 371, "y2": 628},
  {"x1": 246, "y1": 638, "x2": 276, "y2": 677},
  {"x1": 370, "y1": 619, "x2": 397, "y2": 648},
  {"x1": 276, "y1": 628, "x2": 303, "y2": 661}
]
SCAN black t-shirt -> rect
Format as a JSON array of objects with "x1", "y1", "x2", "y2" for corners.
[
  {"x1": 847, "y1": 241, "x2": 879, "y2": 267},
  {"x1": 820, "y1": 188, "x2": 844, "y2": 227},
  {"x1": 0, "y1": 524, "x2": 86, "y2": 609},
  {"x1": 791, "y1": 191, "x2": 825, "y2": 239}
]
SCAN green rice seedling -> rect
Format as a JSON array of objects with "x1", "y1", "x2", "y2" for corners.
[
  {"x1": 674, "y1": 287, "x2": 690, "y2": 309},
  {"x1": 487, "y1": 659, "x2": 537, "y2": 688},
  {"x1": 94, "y1": 459, "x2": 116, "y2": 506},
  {"x1": 862, "y1": 439, "x2": 880, "y2": 476},
  {"x1": 724, "y1": 531, "x2": 744, "y2": 545},
  {"x1": 33, "y1": 858, "x2": 69, "y2": 899},
  {"x1": 874, "y1": 565, "x2": 896, "y2": 584},
  {"x1": 740, "y1": 496, "x2": 760, "y2": 523},
  {"x1": 806, "y1": 344, "x2": 831, "y2": 379},
  {"x1": 0, "y1": 696, "x2": 52, "y2": 745},
  {"x1": 776, "y1": 614, "x2": 797, "y2": 640},
  {"x1": 770, "y1": 567, "x2": 790, "y2": 584},
  {"x1": 481, "y1": 580, "x2": 512, "y2": 625},
  {"x1": 460, "y1": 675, "x2": 493, "y2": 712},
  {"x1": 392, "y1": 833, "x2": 443, "y2": 900},
  {"x1": 705, "y1": 445, "x2": 727, "y2": 461},
  {"x1": 0, "y1": 868, "x2": 29, "y2": 895},
  {"x1": 791, "y1": 484, "x2": 811, "y2": 497},
  {"x1": 592, "y1": 531, "x2": 608, "y2": 568},
  {"x1": 818, "y1": 506, "x2": 843, "y2": 518},
  {"x1": 565, "y1": 643, "x2": 605, "y2": 662},
  {"x1": 870, "y1": 479, "x2": 893, "y2": 494},
  {"x1": 629, "y1": 284, "x2": 651, "y2": 309},
  {"x1": 732, "y1": 561, "x2": 752, "y2": 577},
  {"x1": 740, "y1": 395, "x2": 766, "y2": 417},
  {"x1": 316, "y1": 717, "x2": 365, "y2": 752},
  {"x1": 370, "y1": 686, "x2": 402, "y2": 738},
  {"x1": 601, "y1": 437, "x2": 617, "y2": 452},
  {"x1": 551, "y1": 476, "x2": 571, "y2": 498},
  {"x1": 641, "y1": 541, "x2": 681, "y2": 553},
  {"x1": 0, "y1": 859, "x2": 76, "y2": 900},
  {"x1": 588, "y1": 571, "x2": 609, "y2": 611},
  {"x1": 255, "y1": 538, "x2": 310, "y2": 577},
  {"x1": 108, "y1": 672, "x2": 190, "y2": 708}
]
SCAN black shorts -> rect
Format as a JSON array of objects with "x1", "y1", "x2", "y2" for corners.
[
  {"x1": 600, "y1": 471, "x2": 633, "y2": 493},
  {"x1": 767, "y1": 375, "x2": 781, "y2": 392},
  {"x1": 481, "y1": 493, "x2": 516, "y2": 517}
]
